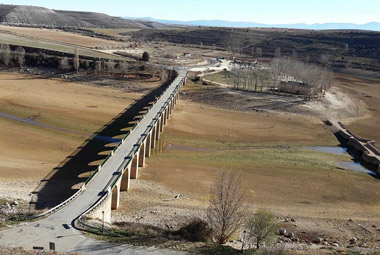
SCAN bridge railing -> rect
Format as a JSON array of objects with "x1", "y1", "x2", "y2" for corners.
[
  {"x1": 33, "y1": 185, "x2": 85, "y2": 218},
  {"x1": 34, "y1": 72, "x2": 186, "y2": 220}
]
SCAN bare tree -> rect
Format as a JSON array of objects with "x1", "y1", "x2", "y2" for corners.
[
  {"x1": 245, "y1": 209, "x2": 278, "y2": 249},
  {"x1": 159, "y1": 68, "x2": 167, "y2": 81},
  {"x1": 256, "y1": 47, "x2": 262, "y2": 57},
  {"x1": 274, "y1": 47, "x2": 281, "y2": 58},
  {"x1": 207, "y1": 170, "x2": 246, "y2": 244},
  {"x1": 95, "y1": 60, "x2": 102, "y2": 74},
  {"x1": 59, "y1": 57, "x2": 71, "y2": 70},
  {"x1": 292, "y1": 49, "x2": 298, "y2": 59},
  {"x1": 73, "y1": 47, "x2": 79, "y2": 73},
  {"x1": 271, "y1": 57, "x2": 332, "y2": 97},
  {"x1": 0, "y1": 44, "x2": 11, "y2": 66},
  {"x1": 13, "y1": 46, "x2": 25, "y2": 68},
  {"x1": 320, "y1": 54, "x2": 330, "y2": 66},
  {"x1": 106, "y1": 61, "x2": 115, "y2": 74},
  {"x1": 118, "y1": 61, "x2": 128, "y2": 75}
]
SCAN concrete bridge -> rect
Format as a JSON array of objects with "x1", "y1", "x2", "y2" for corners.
[
  {"x1": 0, "y1": 69, "x2": 189, "y2": 253},
  {"x1": 329, "y1": 120, "x2": 380, "y2": 173}
]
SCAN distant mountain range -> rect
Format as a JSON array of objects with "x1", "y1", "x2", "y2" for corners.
[{"x1": 125, "y1": 17, "x2": 380, "y2": 31}]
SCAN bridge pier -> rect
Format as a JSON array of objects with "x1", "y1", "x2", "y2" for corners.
[
  {"x1": 121, "y1": 164, "x2": 131, "y2": 191},
  {"x1": 87, "y1": 194, "x2": 112, "y2": 224},
  {"x1": 131, "y1": 152, "x2": 139, "y2": 179},
  {"x1": 111, "y1": 185, "x2": 120, "y2": 210},
  {"x1": 160, "y1": 115, "x2": 164, "y2": 132},
  {"x1": 169, "y1": 101, "x2": 173, "y2": 115},
  {"x1": 145, "y1": 133, "x2": 151, "y2": 157},
  {"x1": 151, "y1": 127, "x2": 156, "y2": 148},
  {"x1": 139, "y1": 141, "x2": 146, "y2": 167},
  {"x1": 156, "y1": 119, "x2": 161, "y2": 140},
  {"x1": 163, "y1": 109, "x2": 168, "y2": 125}
]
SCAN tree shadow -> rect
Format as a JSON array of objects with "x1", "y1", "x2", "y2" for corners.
[{"x1": 30, "y1": 74, "x2": 175, "y2": 210}]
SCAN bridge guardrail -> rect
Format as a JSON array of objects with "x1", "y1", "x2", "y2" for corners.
[
  {"x1": 33, "y1": 185, "x2": 85, "y2": 218},
  {"x1": 104, "y1": 74, "x2": 186, "y2": 191},
  {"x1": 36, "y1": 72, "x2": 185, "y2": 220}
]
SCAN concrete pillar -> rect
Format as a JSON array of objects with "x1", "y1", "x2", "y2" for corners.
[
  {"x1": 151, "y1": 128, "x2": 156, "y2": 148},
  {"x1": 166, "y1": 107, "x2": 170, "y2": 120},
  {"x1": 131, "y1": 152, "x2": 139, "y2": 179},
  {"x1": 156, "y1": 120, "x2": 161, "y2": 140},
  {"x1": 111, "y1": 185, "x2": 120, "y2": 210},
  {"x1": 163, "y1": 109, "x2": 168, "y2": 125},
  {"x1": 169, "y1": 100, "x2": 173, "y2": 114},
  {"x1": 120, "y1": 164, "x2": 131, "y2": 191},
  {"x1": 139, "y1": 141, "x2": 145, "y2": 167},
  {"x1": 145, "y1": 133, "x2": 151, "y2": 157},
  {"x1": 160, "y1": 115, "x2": 164, "y2": 132}
]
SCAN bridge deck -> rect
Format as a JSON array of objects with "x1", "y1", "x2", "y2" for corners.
[{"x1": 0, "y1": 70, "x2": 188, "y2": 253}]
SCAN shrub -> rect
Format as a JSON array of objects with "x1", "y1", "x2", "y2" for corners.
[
  {"x1": 245, "y1": 209, "x2": 278, "y2": 249},
  {"x1": 142, "y1": 51, "x2": 150, "y2": 62},
  {"x1": 174, "y1": 218, "x2": 213, "y2": 242}
]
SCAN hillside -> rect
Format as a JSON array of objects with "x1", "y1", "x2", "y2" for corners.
[
  {"x1": 0, "y1": 4, "x2": 168, "y2": 29},
  {"x1": 128, "y1": 27, "x2": 380, "y2": 71}
]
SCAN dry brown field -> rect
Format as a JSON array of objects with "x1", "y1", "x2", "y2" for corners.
[
  {"x1": 0, "y1": 72, "x2": 141, "y2": 199},
  {"x1": 114, "y1": 73, "x2": 380, "y2": 248},
  {"x1": 334, "y1": 73, "x2": 380, "y2": 144},
  {"x1": 0, "y1": 25, "x2": 126, "y2": 48}
]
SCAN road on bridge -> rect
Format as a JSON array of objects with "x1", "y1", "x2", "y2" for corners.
[{"x1": 0, "y1": 70, "x2": 188, "y2": 255}]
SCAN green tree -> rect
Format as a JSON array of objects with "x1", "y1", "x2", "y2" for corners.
[{"x1": 245, "y1": 209, "x2": 278, "y2": 249}]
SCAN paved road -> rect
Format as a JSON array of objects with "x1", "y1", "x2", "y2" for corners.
[{"x1": 0, "y1": 70, "x2": 188, "y2": 254}]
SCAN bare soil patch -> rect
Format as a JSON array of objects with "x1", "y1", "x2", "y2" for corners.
[
  {"x1": 0, "y1": 25, "x2": 126, "y2": 48},
  {"x1": 0, "y1": 72, "x2": 140, "y2": 202},
  {"x1": 116, "y1": 74, "x2": 380, "y2": 250}
]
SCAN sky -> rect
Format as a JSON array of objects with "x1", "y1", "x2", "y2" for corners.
[{"x1": 1, "y1": 0, "x2": 379, "y2": 24}]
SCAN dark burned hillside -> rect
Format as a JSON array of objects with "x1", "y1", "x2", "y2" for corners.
[{"x1": 127, "y1": 27, "x2": 380, "y2": 71}]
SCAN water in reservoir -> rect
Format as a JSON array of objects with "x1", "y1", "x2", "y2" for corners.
[
  {"x1": 307, "y1": 146, "x2": 376, "y2": 175},
  {"x1": 338, "y1": 161, "x2": 374, "y2": 175},
  {"x1": 307, "y1": 146, "x2": 347, "y2": 155}
]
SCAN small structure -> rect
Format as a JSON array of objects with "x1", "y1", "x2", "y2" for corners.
[
  {"x1": 183, "y1": 52, "x2": 192, "y2": 57},
  {"x1": 277, "y1": 75, "x2": 313, "y2": 96}
]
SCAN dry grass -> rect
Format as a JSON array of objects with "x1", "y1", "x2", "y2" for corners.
[
  {"x1": 139, "y1": 78, "x2": 380, "y2": 222},
  {"x1": 0, "y1": 72, "x2": 138, "y2": 183},
  {"x1": 334, "y1": 74, "x2": 380, "y2": 145},
  {"x1": 0, "y1": 25, "x2": 126, "y2": 48},
  {"x1": 90, "y1": 28, "x2": 140, "y2": 38}
]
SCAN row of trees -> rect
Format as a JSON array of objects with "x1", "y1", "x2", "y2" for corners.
[
  {"x1": 228, "y1": 58, "x2": 332, "y2": 98},
  {"x1": 271, "y1": 57, "x2": 332, "y2": 96},
  {"x1": 0, "y1": 44, "x2": 158, "y2": 79},
  {"x1": 229, "y1": 67, "x2": 271, "y2": 92},
  {"x1": 0, "y1": 44, "x2": 25, "y2": 68}
]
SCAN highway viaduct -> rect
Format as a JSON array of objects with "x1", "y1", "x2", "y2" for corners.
[{"x1": 0, "y1": 69, "x2": 189, "y2": 253}]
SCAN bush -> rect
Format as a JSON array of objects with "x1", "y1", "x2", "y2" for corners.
[
  {"x1": 245, "y1": 209, "x2": 278, "y2": 249},
  {"x1": 142, "y1": 51, "x2": 150, "y2": 62},
  {"x1": 174, "y1": 218, "x2": 213, "y2": 242}
]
